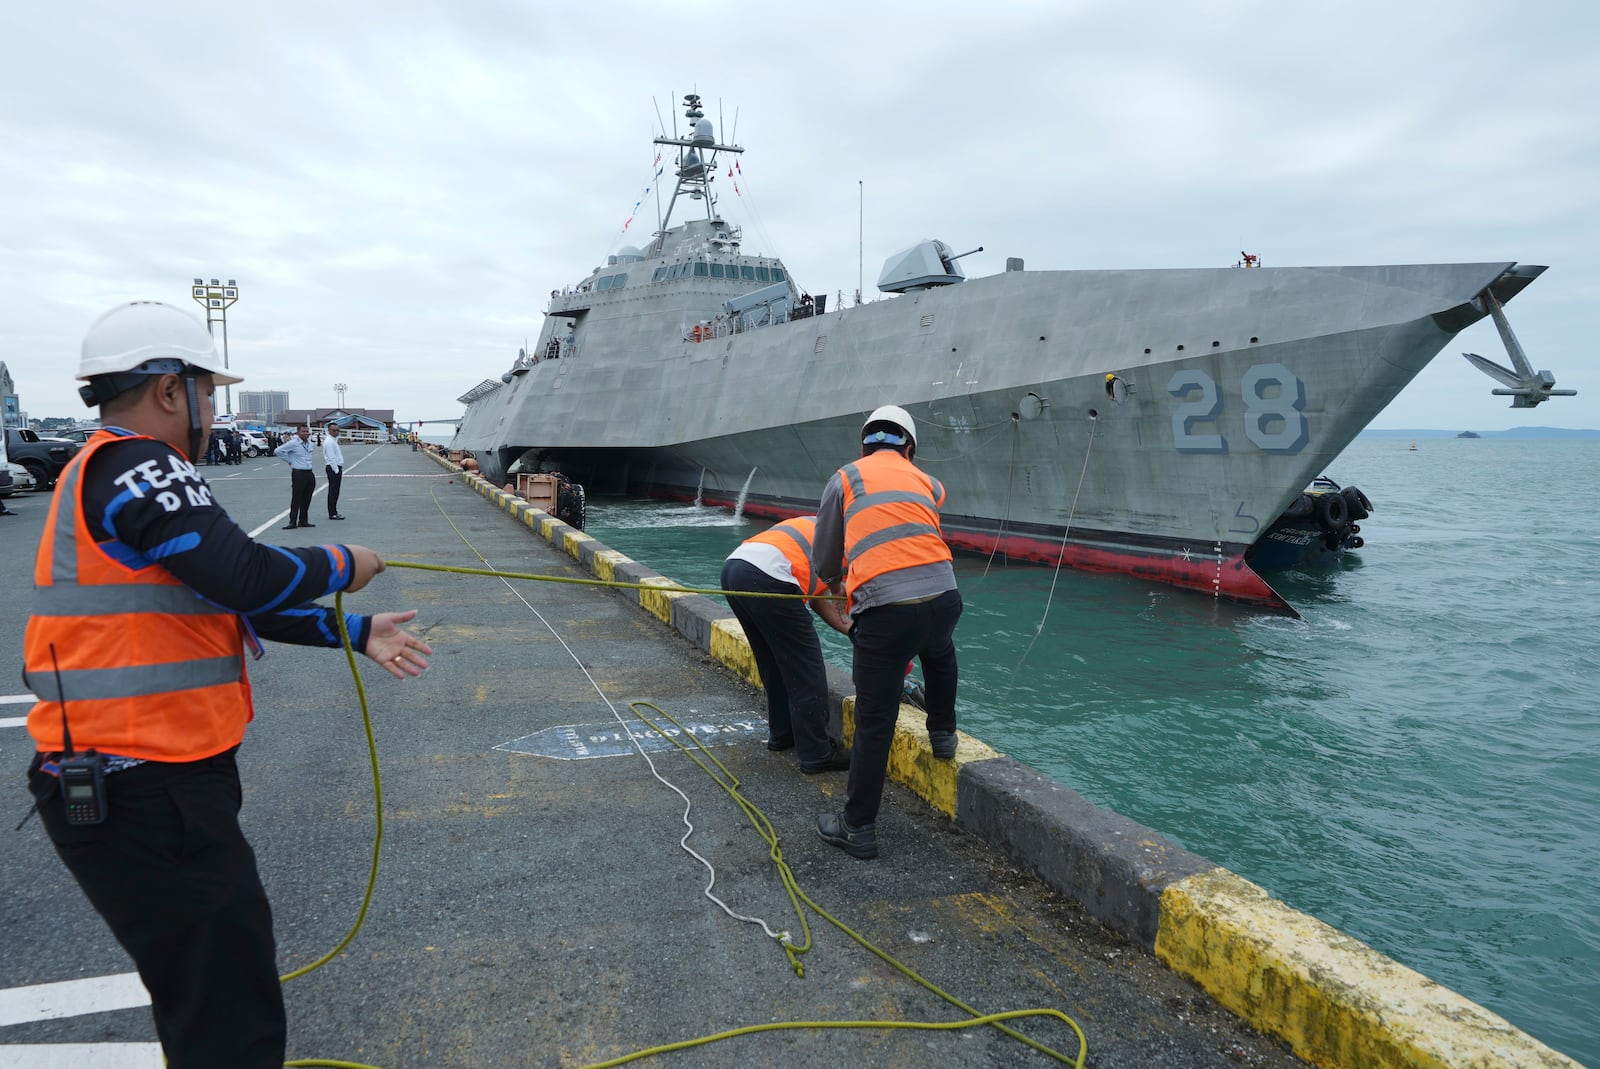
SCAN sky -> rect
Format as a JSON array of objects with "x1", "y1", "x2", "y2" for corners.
[{"x1": 2, "y1": 0, "x2": 1596, "y2": 432}]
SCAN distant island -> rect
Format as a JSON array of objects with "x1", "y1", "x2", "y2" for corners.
[{"x1": 1361, "y1": 427, "x2": 1600, "y2": 440}]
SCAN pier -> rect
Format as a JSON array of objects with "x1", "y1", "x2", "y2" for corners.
[{"x1": 0, "y1": 443, "x2": 1578, "y2": 1068}]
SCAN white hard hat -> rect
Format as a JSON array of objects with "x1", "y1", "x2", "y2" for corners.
[
  {"x1": 78, "y1": 301, "x2": 242, "y2": 386},
  {"x1": 861, "y1": 404, "x2": 917, "y2": 453}
]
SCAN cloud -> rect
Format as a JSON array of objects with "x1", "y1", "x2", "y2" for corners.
[{"x1": 1, "y1": 0, "x2": 1594, "y2": 432}]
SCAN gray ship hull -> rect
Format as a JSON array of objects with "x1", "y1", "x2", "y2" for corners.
[{"x1": 455, "y1": 259, "x2": 1542, "y2": 611}]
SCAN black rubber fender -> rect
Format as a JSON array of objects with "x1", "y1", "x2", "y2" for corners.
[
  {"x1": 1346, "y1": 535, "x2": 1365, "y2": 550},
  {"x1": 1314, "y1": 491, "x2": 1348, "y2": 531},
  {"x1": 1340, "y1": 485, "x2": 1372, "y2": 521},
  {"x1": 1283, "y1": 493, "x2": 1315, "y2": 520},
  {"x1": 556, "y1": 482, "x2": 586, "y2": 530}
]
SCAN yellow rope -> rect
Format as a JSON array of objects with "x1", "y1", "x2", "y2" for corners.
[
  {"x1": 280, "y1": 486, "x2": 1088, "y2": 1068},
  {"x1": 625, "y1": 701, "x2": 1087, "y2": 1067},
  {"x1": 386, "y1": 558, "x2": 836, "y2": 600}
]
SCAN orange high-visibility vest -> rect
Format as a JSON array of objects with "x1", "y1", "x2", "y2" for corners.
[
  {"x1": 746, "y1": 516, "x2": 826, "y2": 601},
  {"x1": 838, "y1": 450, "x2": 950, "y2": 601},
  {"x1": 24, "y1": 430, "x2": 254, "y2": 761}
]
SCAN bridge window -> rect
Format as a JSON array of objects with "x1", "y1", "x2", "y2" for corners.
[
  {"x1": 741, "y1": 265, "x2": 756, "y2": 280},
  {"x1": 694, "y1": 261, "x2": 709, "y2": 277},
  {"x1": 710, "y1": 263, "x2": 725, "y2": 278},
  {"x1": 613, "y1": 273, "x2": 627, "y2": 288},
  {"x1": 756, "y1": 266, "x2": 770, "y2": 282},
  {"x1": 772, "y1": 269, "x2": 785, "y2": 282},
  {"x1": 596, "y1": 275, "x2": 613, "y2": 291},
  {"x1": 652, "y1": 266, "x2": 667, "y2": 282}
]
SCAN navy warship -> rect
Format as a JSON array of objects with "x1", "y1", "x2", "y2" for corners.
[{"x1": 451, "y1": 93, "x2": 1571, "y2": 612}]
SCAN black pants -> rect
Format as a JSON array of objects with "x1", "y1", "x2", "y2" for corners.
[
  {"x1": 844, "y1": 588, "x2": 963, "y2": 828},
  {"x1": 289, "y1": 467, "x2": 314, "y2": 525},
  {"x1": 325, "y1": 465, "x2": 343, "y2": 516},
  {"x1": 721, "y1": 558, "x2": 835, "y2": 764},
  {"x1": 27, "y1": 748, "x2": 286, "y2": 1068}
]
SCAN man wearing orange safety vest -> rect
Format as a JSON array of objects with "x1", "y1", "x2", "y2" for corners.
[
  {"x1": 721, "y1": 516, "x2": 852, "y2": 773},
  {"x1": 21, "y1": 301, "x2": 433, "y2": 1069},
  {"x1": 812, "y1": 405, "x2": 962, "y2": 860}
]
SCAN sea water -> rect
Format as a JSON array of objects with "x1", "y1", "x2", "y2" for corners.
[{"x1": 580, "y1": 437, "x2": 1599, "y2": 1066}]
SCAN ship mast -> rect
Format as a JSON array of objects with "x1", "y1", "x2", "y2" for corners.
[{"x1": 653, "y1": 93, "x2": 742, "y2": 233}]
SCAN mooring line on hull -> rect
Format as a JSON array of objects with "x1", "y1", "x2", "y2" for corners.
[
  {"x1": 977, "y1": 415, "x2": 1023, "y2": 582},
  {"x1": 1003, "y1": 416, "x2": 1098, "y2": 692}
]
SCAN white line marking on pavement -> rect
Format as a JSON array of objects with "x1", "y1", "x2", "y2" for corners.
[
  {"x1": 0, "y1": 1044, "x2": 163, "y2": 1068},
  {"x1": 0, "y1": 719, "x2": 25, "y2": 729},
  {"x1": 0, "y1": 695, "x2": 36, "y2": 705},
  {"x1": 0, "y1": 972, "x2": 150, "y2": 1027}
]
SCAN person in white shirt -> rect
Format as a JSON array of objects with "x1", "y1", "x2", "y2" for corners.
[{"x1": 322, "y1": 424, "x2": 347, "y2": 520}]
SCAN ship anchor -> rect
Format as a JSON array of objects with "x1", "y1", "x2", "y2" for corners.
[{"x1": 1461, "y1": 288, "x2": 1576, "y2": 408}]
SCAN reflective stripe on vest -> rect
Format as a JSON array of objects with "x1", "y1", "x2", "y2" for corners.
[
  {"x1": 748, "y1": 517, "x2": 825, "y2": 599},
  {"x1": 838, "y1": 451, "x2": 950, "y2": 600},
  {"x1": 30, "y1": 656, "x2": 246, "y2": 703},
  {"x1": 32, "y1": 583, "x2": 215, "y2": 616}
]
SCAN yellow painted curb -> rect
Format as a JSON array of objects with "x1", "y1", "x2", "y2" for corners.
[
  {"x1": 1155, "y1": 869, "x2": 1583, "y2": 1069},
  {"x1": 591, "y1": 550, "x2": 628, "y2": 583},
  {"x1": 560, "y1": 530, "x2": 593, "y2": 559},
  {"x1": 840, "y1": 698, "x2": 996, "y2": 819},
  {"x1": 637, "y1": 576, "x2": 686, "y2": 623},
  {"x1": 708, "y1": 618, "x2": 761, "y2": 688}
]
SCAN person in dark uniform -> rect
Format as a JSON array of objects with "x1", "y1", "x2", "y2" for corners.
[{"x1": 22, "y1": 300, "x2": 432, "y2": 1069}]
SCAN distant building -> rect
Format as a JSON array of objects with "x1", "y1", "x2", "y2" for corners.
[
  {"x1": 238, "y1": 389, "x2": 290, "y2": 424},
  {"x1": 1, "y1": 361, "x2": 20, "y2": 429},
  {"x1": 276, "y1": 407, "x2": 396, "y2": 436}
]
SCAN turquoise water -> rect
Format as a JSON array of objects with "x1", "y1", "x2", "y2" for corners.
[{"x1": 581, "y1": 438, "x2": 1599, "y2": 1066}]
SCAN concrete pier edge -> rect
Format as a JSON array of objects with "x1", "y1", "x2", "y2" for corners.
[{"x1": 440, "y1": 460, "x2": 1580, "y2": 1069}]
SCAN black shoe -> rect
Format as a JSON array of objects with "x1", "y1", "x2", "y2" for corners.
[
  {"x1": 799, "y1": 746, "x2": 851, "y2": 775},
  {"x1": 766, "y1": 736, "x2": 794, "y2": 752},
  {"x1": 929, "y1": 730, "x2": 958, "y2": 760},
  {"x1": 299, "y1": 522, "x2": 316, "y2": 528},
  {"x1": 329, "y1": 514, "x2": 346, "y2": 520},
  {"x1": 816, "y1": 812, "x2": 878, "y2": 860},
  {"x1": 283, "y1": 524, "x2": 299, "y2": 530}
]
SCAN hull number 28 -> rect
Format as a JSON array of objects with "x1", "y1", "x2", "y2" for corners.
[{"x1": 1167, "y1": 364, "x2": 1309, "y2": 454}]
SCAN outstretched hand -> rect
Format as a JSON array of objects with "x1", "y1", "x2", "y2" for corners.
[{"x1": 362, "y1": 609, "x2": 433, "y2": 678}]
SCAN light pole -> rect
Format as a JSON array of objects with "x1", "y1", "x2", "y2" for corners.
[
  {"x1": 334, "y1": 382, "x2": 348, "y2": 410},
  {"x1": 191, "y1": 278, "x2": 240, "y2": 415}
]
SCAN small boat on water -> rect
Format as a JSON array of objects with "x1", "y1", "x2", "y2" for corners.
[
  {"x1": 451, "y1": 92, "x2": 1574, "y2": 613},
  {"x1": 1246, "y1": 477, "x2": 1372, "y2": 572}
]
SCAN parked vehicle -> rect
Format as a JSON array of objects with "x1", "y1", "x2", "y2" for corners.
[
  {"x1": 238, "y1": 430, "x2": 268, "y2": 458},
  {"x1": 4, "y1": 427, "x2": 79, "y2": 489},
  {"x1": 51, "y1": 426, "x2": 100, "y2": 444},
  {"x1": 3, "y1": 461, "x2": 37, "y2": 496},
  {"x1": 0, "y1": 430, "x2": 13, "y2": 497}
]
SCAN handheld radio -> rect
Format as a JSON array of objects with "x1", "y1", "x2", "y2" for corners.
[{"x1": 50, "y1": 644, "x2": 107, "y2": 826}]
